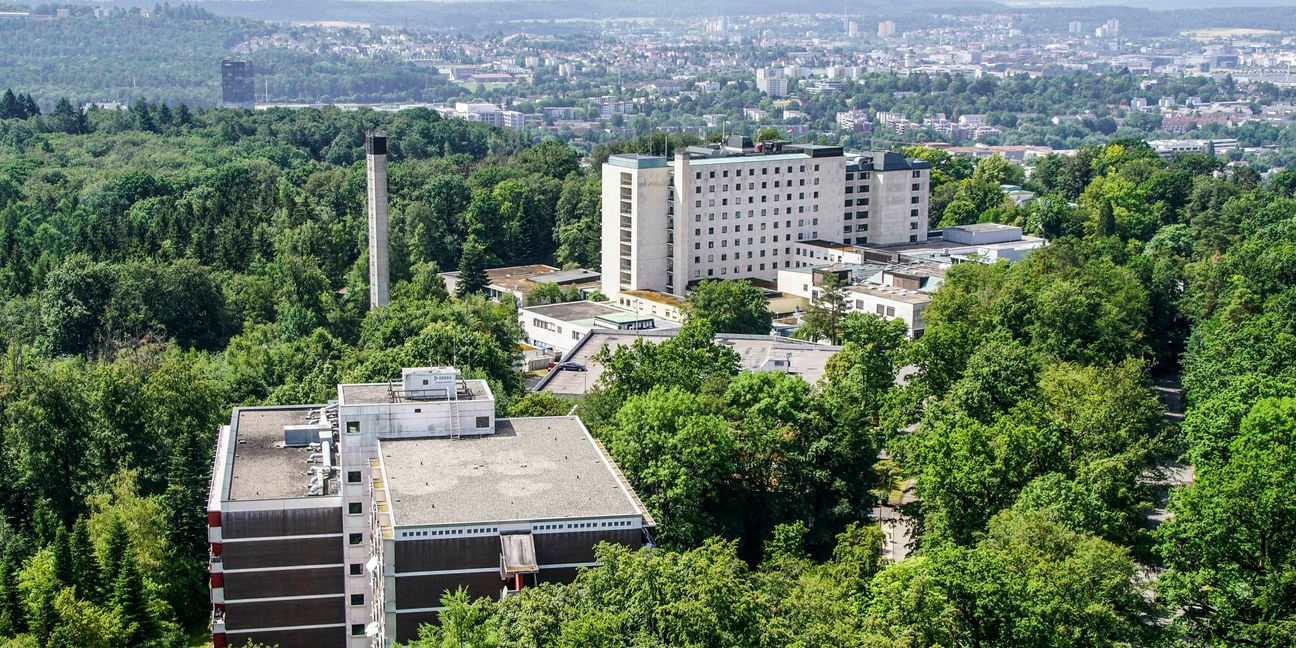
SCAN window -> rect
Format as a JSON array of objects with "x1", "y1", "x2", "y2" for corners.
[
  {"x1": 886, "y1": 306, "x2": 896, "y2": 317},
  {"x1": 345, "y1": 421, "x2": 359, "y2": 435},
  {"x1": 476, "y1": 416, "x2": 489, "y2": 428},
  {"x1": 876, "y1": 305, "x2": 885, "y2": 315},
  {"x1": 348, "y1": 502, "x2": 362, "y2": 515},
  {"x1": 912, "y1": 183, "x2": 921, "y2": 191},
  {"x1": 911, "y1": 209, "x2": 920, "y2": 217},
  {"x1": 347, "y1": 471, "x2": 361, "y2": 483},
  {"x1": 910, "y1": 222, "x2": 919, "y2": 230},
  {"x1": 912, "y1": 170, "x2": 921, "y2": 178},
  {"x1": 351, "y1": 594, "x2": 365, "y2": 606},
  {"x1": 352, "y1": 624, "x2": 366, "y2": 636},
  {"x1": 911, "y1": 196, "x2": 920, "y2": 204},
  {"x1": 349, "y1": 563, "x2": 363, "y2": 576},
  {"x1": 349, "y1": 533, "x2": 363, "y2": 545}
]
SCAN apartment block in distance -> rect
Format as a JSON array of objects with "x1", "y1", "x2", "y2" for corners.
[
  {"x1": 220, "y1": 59, "x2": 255, "y2": 109},
  {"x1": 208, "y1": 367, "x2": 655, "y2": 648},
  {"x1": 601, "y1": 136, "x2": 929, "y2": 298}
]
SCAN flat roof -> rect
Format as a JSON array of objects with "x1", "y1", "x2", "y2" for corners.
[
  {"x1": 537, "y1": 330, "x2": 841, "y2": 395},
  {"x1": 946, "y1": 223, "x2": 1021, "y2": 233},
  {"x1": 229, "y1": 406, "x2": 333, "y2": 501},
  {"x1": 524, "y1": 300, "x2": 624, "y2": 322},
  {"x1": 847, "y1": 283, "x2": 932, "y2": 305},
  {"x1": 689, "y1": 152, "x2": 811, "y2": 166},
  {"x1": 379, "y1": 417, "x2": 646, "y2": 526},
  {"x1": 339, "y1": 378, "x2": 492, "y2": 405},
  {"x1": 621, "y1": 289, "x2": 685, "y2": 306},
  {"x1": 607, "y1": 154, "x2": 668, "y2": 169}
]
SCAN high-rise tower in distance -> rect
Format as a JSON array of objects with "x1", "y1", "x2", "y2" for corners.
[
  {"x1": 366, "y1": 133, "x2": 390, "y2": 308},
  {"x1": 220, "y1": 59, "x2": 255, "y2": 109}
]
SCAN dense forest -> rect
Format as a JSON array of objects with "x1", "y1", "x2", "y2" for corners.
[
  {"x1": 0, "y1": 5, "x2": 453, "y2": 107},
  {"x1": 0, "y1": 92, "x2": 1292, "y2": 647}
]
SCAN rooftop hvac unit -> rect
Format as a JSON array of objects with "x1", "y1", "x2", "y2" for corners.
[
  {"x1": 284, "y1": 424, "x2": 329, "y2": 448},
  {"x1": 401, "y1": 366, "x2": 460, "y2": 400}
]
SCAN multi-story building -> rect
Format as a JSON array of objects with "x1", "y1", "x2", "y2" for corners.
[
  {"x1": 601, "y1": 139, "x2": 929, "y2": 299},
  {"x1": 220, "y1": 59, "x2": 255, "y2": 109},
  {"x1": 755, "y1": 68, "x2": 788, "y2": 97},
  {"x1": 208, "y1": 367, "x2": 654, "y2": 648}
]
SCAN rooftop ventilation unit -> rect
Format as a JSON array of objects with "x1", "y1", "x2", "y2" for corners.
[{"x1": 401, "y1": 367, "x2": 460, "y2": 400}]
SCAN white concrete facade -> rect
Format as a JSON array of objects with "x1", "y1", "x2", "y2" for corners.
[{"x1": 602, "y1": 147, "x2": 929, "y2": 299}]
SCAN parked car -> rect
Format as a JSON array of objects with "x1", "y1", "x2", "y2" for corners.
[{"x1": 556, "y1": 361, "x2": 587, "y2": 372}]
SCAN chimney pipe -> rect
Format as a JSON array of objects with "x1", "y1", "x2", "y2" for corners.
[{"x1": 365, "y1": 132, "x2": 390, "y2": 308}]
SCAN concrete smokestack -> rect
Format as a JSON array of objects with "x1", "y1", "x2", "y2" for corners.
[{"x1": 365, "y1": 132, "x2": 390, "y2": 308}]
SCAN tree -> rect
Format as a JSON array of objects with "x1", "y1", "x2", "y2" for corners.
[
  {"x1": 48, "y1": 588, "x2": 125, "y2": 648},
  {"x1": 0, "y1": 549, "x2": 24, "y2": 637},
  {"x1": 110, "y1": 545, "x2": 156, "y2": 645},
  {"x1": 1156, "y1": 397, "x2": 1296, "y2": 646},
  {"x1": 593, "y1": 318, "x2": 738, "y2": 404},
  {"x1": 605, "y1": 386, "x2": 739, "y2": 547},
  {"x1": 68, "y1": 519, "x2": 100, "y2": 603},
  {"x1": 939, "y1": 199, "x2": 979, "y2": 227},
  {"x1": 507, "y1": 392, "x2": 571, "y2": 418},
  {"x1": 407, "y1": 588, "x2": 498, "y2": 648},
  {"x1": 864, "y1": 509, "x2": 1156, "y2": 646},
  {"x1": 685, "y1": 279, "x2": 773, "y2": 335},
  {"x1": 0, "y1": 90, "x2": 18, "y2": 120},
  {"x1": 796, "y1": 271, "x2": 849, "y2": 344},
  {"x1": 455, "y1": 236, "x2": 489, "y2": 298},
  {"x1": 17, "y1": 549, "x2": 59, "y2": 644}
]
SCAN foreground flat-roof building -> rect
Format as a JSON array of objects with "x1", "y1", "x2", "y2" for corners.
[{"x1": 208, "y1": 367, "x2": 654, "y2": 648}]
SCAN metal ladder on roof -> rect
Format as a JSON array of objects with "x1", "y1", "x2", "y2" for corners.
[{"x1": 449, "y1": 400, "x2": 461, "y2": 440}]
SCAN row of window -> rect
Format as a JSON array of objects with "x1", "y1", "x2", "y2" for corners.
[
  {"x1": 534, "y1": 520, "x2": 636, "y2": 531},
  {"x1": 694, "y1": 262, "x2": 779, "y2": 278},
  {"x1": 695, "y1": 218, "x2": 818, "y2": 236},
  {"x1": 696, "y1": 177, "x2": 820, "y2": 193},
  {"x1": 694, "y1": 246, "x2": 795, "y2": 264},
  {"x1": 694, "y1": 192, "x2": 821, "y2": 208},
  {"x1": 691, "y1": 209, "x2": 821, "y2": 223},
  {"x1": 400, "y1": 526, "x2": 499, "y2": 539},
  {"x1": 695, "y1": 163, "x2": 821, "y2": 180}
]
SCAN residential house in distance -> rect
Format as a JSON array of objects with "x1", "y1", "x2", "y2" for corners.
[{"x1": 207, "y1": 367, "x2": 655, "y2": 648}]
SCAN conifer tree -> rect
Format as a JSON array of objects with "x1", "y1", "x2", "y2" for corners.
[
  {"x1": 111, "y1": 546, "x2": 154, "y2": 645},
  {"x1": 69, "y1": 518, "x2": 101, "y2": 603},
  {"x1": 0, "y1": 549, "x2": 24, "y2": 636},
  {"x1": 98, "y1": 517, "x2": 129, "y2": 588},
  {"x1": 51, "y1": 526, "x2": 72, "y2": 587},
  {"x1": 455, "y1": 235, "x2": 489, "y2": 298}
]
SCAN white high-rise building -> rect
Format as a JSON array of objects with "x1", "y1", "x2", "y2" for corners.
[
  {"x1": 601, "y1": 138, "x2": 929, "y2": 298},
  {"x1": 878, "y1": 20, "x2": 897, "y2": 38},
  {"x1": 755, "y1": 67, "x2": 789, "y2": 97}
]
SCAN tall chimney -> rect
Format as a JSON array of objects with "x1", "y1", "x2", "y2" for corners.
[{"x1": 365, "y1": 132, "x2": 390, "y2": 308}]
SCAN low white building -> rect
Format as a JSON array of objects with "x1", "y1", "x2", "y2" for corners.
[
  {"x1": 777, "y1": 265, "x2": 936, "y2": 338},
  {"x1": 520, "y1": 300, "x2": 678, "y2": 355}
]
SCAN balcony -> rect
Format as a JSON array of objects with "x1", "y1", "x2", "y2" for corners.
[
  {"x1": 620, "y1": 232, "x2": 632, "y2": 243},
  {"x1": 620, "y1": 188, "x2": 632, "y2": 201},
  {"x1": 620, "y1": 244, "x2": 632, "y2": 257},
  {"x1": 619, "y1": 261, "x2": 632, "y2": 272},
  {"x1": 620, "y1": 217, "x2": 632, "y2": 230}
]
